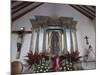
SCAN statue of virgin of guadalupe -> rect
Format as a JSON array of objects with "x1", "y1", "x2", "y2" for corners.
[
  {"x1": 50, "y1": 31, "x2": 60, "y2": 71},
  {"x1": 51, "y1": 31, "x2": 60, "y2": 55}
]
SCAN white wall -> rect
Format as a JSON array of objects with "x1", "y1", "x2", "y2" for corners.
[{"x1": 11, "y1": 3, "x2": 96, "y2": 69}]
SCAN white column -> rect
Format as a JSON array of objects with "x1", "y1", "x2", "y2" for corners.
[
  {"x1": 69, "y1": 29, "x2": 74, "y2": 51},
  {"x1": 33, "y1": 29, "x2": 37, "y2": 53},
  {"x1": 46, "y1": 29, "x2": 49, "y2": 53},
  {"x1": 29, "y1": 28, "x2": 34, "y2": 51},
  {"x1": 63, "y1": 28, "x2": 67, "y2": 51},
  {"x1": 35, "y1": 27, "x2": 40, "y2": 52},
  {"x1": 42, "y1": 28, "x2": 46, "y2": 52},
  {"x1": 30, "y1": 20, "x2": 38, "y2": 53},
  {"x1": 73, "y1": 31, "x2": 78, "y2": 51},
  {"x1": 39, "y1": 27, "x2": 43, "y2": 52}
]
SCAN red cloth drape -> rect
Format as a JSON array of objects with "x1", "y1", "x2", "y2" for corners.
[{"x1": 52, "y1": 55, "x2": 60, "y2": 71}]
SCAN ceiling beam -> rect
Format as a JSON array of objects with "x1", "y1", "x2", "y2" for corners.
[
  {"x1": 86, "y1": 6, "x2": 96, "y2": 12},
  {"x1": 83, "y1": 6, "x2": 96, "y2": 14},
  {"x1": 78, "y1": 5, "x2": 95, "y2": 17},
  {"x1": 12, "y1": 3, "x2": 44, "y2": 22},
  {"x1": 91, "y1": 6, "x2": 96, "y2": 9},
  {"x1": 11, "y1": 1, "x2": 16, "y2": 4},
  {"x1": 11, "y1": 1, "x2": 24, "y2": 9},
  {"x1": 70, "y1": 5, "x2": 94, "y2": 19},
  {"x1": 12, "y1": 2, "x2": 34, "y2": 14}
]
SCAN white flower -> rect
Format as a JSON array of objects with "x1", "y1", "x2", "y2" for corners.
[
  {"x1": 42, "y1": 64, "x2": 45, "y2": 66},
  {"x1": 67, "y1": 68, "x2": 69, "y2": 70},
  {"x1": 40, "y1": 69, "x2": 42, "y2": 72},
  {"x1": 44, "y1": 71, "x2": 46, "y2": 72},
  {"x1": 46, "y1": 69, "x2": 48, "y2": 71},
  {"x1": 70, "y1": 63, "x2": 72, "y2": 65},
  {"x1": 64, "y1": 67, "x2": 66, "y2": 69}
]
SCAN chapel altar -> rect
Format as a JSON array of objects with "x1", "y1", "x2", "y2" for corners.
[{"x1": 11, "y1": 16, "x2": 95, "y2": 74}]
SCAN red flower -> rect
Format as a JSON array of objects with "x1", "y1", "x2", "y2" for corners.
[
  {"x1": 26, "y1": 50, "x2": 34, "y2": 60},
  {"x1": 25, "y1": 50, "x2": 41, "y2": 69},
  {"x1": 25, "y1": 50, "x2": 34, "y2": 69},
  {"x1": 70, "y1": 50, "x2": 80, "y2": 58},
  {"x1": 64, "y1": 50, "x2": 80, "y2": 60}
]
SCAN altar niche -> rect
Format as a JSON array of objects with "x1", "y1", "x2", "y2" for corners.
[
  {"x1": 28, "y1": 16, "x2": 80, "y2": 72},
  {"x1": 47, "y1": 25, "x2": 64, "y2": 55}
]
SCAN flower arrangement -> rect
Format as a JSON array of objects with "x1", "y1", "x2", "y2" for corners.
[
  {"x1": 25, "y1": 50, "x2": 40, "y2": 69},
  {"x1": 64, "y1": 50, "x2": 81, "y2": 62},
  {"x1": 25, "y1": 50, "x2": 49, "y2": 70},
  {"x1": 58, "y1": 50, "x2": 81, "y2": 71},
  {"x1": 25, "y1": 50, "x2": 81, "y2": 72}
]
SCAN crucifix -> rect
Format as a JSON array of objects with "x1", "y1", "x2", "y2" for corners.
[
  {"x1": 11, "y1": 27, "x2": 25, "y2": 74},
  {"x1": 16, "y1": 27, "x2": 25, "y2": 59}
]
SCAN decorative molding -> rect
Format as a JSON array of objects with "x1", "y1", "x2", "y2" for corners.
[
  {"x1": 48, "y1": 17, "x2": 61, "y2": 25},
  {"x1": 60, "y1": 17, "x2": 73, "y2": 25},
  {"x1": 71, "y1": 21, "x2": 77, "y2": 31},
  {"x1": 30, "y1": 16, "x2": 77, "y2": 30},
  {"x1": 30, "y1": 19, "x2": 38, "y2": 29}
]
